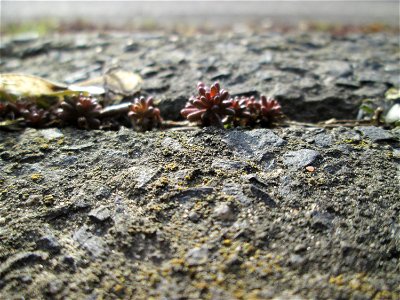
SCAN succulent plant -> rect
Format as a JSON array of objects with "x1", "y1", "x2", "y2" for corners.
[
  {"x1": 0, "y1": 102, "x2": 22, "y2": 130},
  {"x1": 0, "y1": 101, "x2": 52, "y2": 128},
  {"x1": 58, "y1": 94, "x2": 102, "y2": 129},
  {"x1": 257, "y1": 95, "x2": 283, "y2": 126},
  {"x1": 0, "y1": 102, "x2": 14, "y2": 121},
  {"x1": 181, "y1": 82, "x2": 235, "y2": 127},
  {"x1": 128, "y1": 96, "x2": 162, "y2": 131},
  {"x1": 229, "y1": 95, "x2": 283, "y2": 127},
  {"x1": 229, "y1": 96, "x2": 256, "y2": 126},
  {"x1": 229, "y1": 96, "x2": 248, "y2": 117},
  {"x1": 18, "y1": 102, "x2": 50, "y2": 128}
]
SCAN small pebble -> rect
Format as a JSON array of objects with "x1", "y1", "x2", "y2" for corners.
[
  {"x1": 43, "y1": 195, "x2": 55, "y2": 206},
  {"x1": 289, "y1": 254, "x2": 306, "y2": 267},
  {"x1": 47, "y1": 280, "x2": 64, "y2": 295},
  {"x1": 294, "y1": 244, "x2": 307, "y2": 253},
  {"x1": 283, "y1": 149, "x2": 320, "y2": 169},
  {"x1": 40, "y1": 128, "x2": 64, "y2": 140},
  {"x1": 36, "y1": 235, "x2": 61, "y2": 254},
  {"x1": 25, "y1": 194, "x2": 41, "y2": 206},
  {"x1": 185, "y1": 247, "x2": 208, "y2": 266},
  {"x1": 21, "y1": 275, "x2": 32, "y2": 283},
  {"x1": 306, "y1": 166, "x2": 316, "y2": 172},
  {"x1": 188, "y1": 211, "x2": 200, "y2": 222},
  {"x1": 88, "y1": 206, "x2": 111, "y2": 222},
  {"x1": 213, "y1": 203, "x2": 234, "y2": 221}
]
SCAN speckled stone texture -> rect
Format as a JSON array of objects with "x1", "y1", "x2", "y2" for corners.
[
  {"x1": 0, "y1": 31, "x2": 399, "y2": 299},
  {"x1": 1, "y1": 31, "x2": 399, "y2": 122},
  {"x1": 0, "y1": 125, "x2": 399, "y2": 299}
]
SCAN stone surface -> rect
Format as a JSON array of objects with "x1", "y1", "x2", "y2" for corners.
[
  {"x1": 88, "y1": 206, "x2": 111, "y2": 222},
  {"x1": 40, "y1": 128, "x2": 64, "y2": 140},
  {"x1": 314, "y1": 133, "x2": 333, "y2": 148},
  {"x1": 222, "y1": 183, "x2": 252, "y2": 206},
  {"x1": 283, "y1": 149, "x2": 320, "y2": 169},
  {"x1": 1, "y1": 31, "x2": 398, "y2": 123},
  {"x1": 223, "y1": 129, "x2": 285, "y2": 160},
  {"x1": 1, "y1": 126, "x2": 398, "y2": 299},
  {"x1": 187, "y1": 211, "x2": 200, "y2": 222},
  {"x1": 73, "y1": 225, "x2": 108, "y2": 257},
  {"x1": 36, "y1": 234, "x2": 61, "y2": 254},
  {"x1": 211, "y1": 158, "x2": 247, "y2": 171},
  {"x1": 385, "y1": 103, "x2": 400, "y2": 124},
  {"x1": 185, "y1": 247, "x2": 209, "y2": 266},
  {"x1": 213, "y1": 203, "x2": 234, "y2": 221},
  {"x1": 0, "y1": 29, "x2": 399, "y2": 299},
  {"x1": 357, "y1": 126, "x2": 395, "y2": 142},
  {"x1": 315, "y1": 60, "x2": 352, "y2": 78},
  {"x1": 247, "y1": 184, "x2": 276, "y2": 207}
]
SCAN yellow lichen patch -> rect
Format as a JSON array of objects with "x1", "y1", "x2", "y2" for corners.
[
  {"x1": 165, "y1": 162, "x2": 178, "y2": 171},
  {"x1": 329, "y1": 274, "x2": 345, "y2": 286},
  {"x1": 341, "y1": 139, "x2": 370, "y2": 149},
  {"x1": 241, "y1": 242, "x2": 255, "y2": 255},
  {"x1": 214, "y1": 169, "x2": 225, "y2": 177},
  {"x1": 154, "y1": 176, "x2": 169, "y2": 188},
  {"x1": 193, "y1": 201, "x2": 207, "y2": 211},
  {"x1": 348, "y1": 278, "x2": 362, "y2": 290},
  {"x1": 176, "y1": 185, "x2": 187, "y2": 192},
  {"x1": 136, "y1": 266, "x2": 161, "y2": 289},
  {"x1": 328, "y1": 273, "x2": 397, "y2": 299},
  {"x1": 147, "y1": 204, "x2": 164, "y2": 212},
  {"x1": 202, "y1": 178, "x2": 210, "y2": 185},
  {"x1": 31, "y1": 173, "x2": 43, "y2": 182},
  {"x1": 242, "y1": 258, "x2": 282, "y2": 278},
  {"x1": 222, "y1": 239, "x2": 232, "y2": 246},
  {"x1": 194, "y1": 281, "x2": 208, "y2": 290},
  {"x1": 148, "y1": 238, "x2": 291, "y2": 300},
  {"x1": 112, "y1": 284, "x2": 125, "y2": 294},
  {"x1": 374, "y1": 290, "x2": 400, "y2": 300},
  {"x1": 245, "y1": 289, "x2": 266, "y2": 300},
  {"x1": 43, "y1": 194, "x2": 55, "y2": 205},
  {"x1": 40, "y1": 143, "x2": 50, "y2": 150},
  {"x1": 233, "y1": 289, "x2": 245, "y2": 299}
]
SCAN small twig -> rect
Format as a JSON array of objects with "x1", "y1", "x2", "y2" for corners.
[
  {"x1": 285, "y1": 119, "x2": 376, "y2": 129},
  {"x1": 284, "y1": 120, "x2": 324, "y2": 128},
  {"x1": 100, "y1": 102, "x2": 131, "y2": 118},
  {"x1": 162, "y1": 120, "x2": 196, "y2": 130},
  {"x1": 372, "y1": 107, "x2": 384, "y2": 126}
]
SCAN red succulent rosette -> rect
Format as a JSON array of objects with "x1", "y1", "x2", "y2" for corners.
[
  {"x1": 0, "y1": 102, "x2": 15, "y2": 122},
  {"x1": 128, "y1": 96, "x2": 162, "y2": 132},
  {"x1": 19, "y1": 103, "x2": 50, "y2": 128},
  {"x1": 229, "y1": 95, "x2": 283, "y2": 127},
  {"x1": 1, "y1": 101, "x2": 51, "y2": 128},
  {"x1": 258, "y1": 95, "x2": 283, "y2": 126},
  {"x1": 58, "y1": 94, "x2": 102, "y2": 129},
  {"x1": 181, "y1": 82, "x2": 235, "y2": 127}
]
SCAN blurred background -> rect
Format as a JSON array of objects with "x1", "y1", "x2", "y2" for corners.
[{"x1": 1, "y1": 0, "x2": 399, "y2": 34}]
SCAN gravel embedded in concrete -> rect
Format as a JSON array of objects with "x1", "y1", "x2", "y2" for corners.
[{"x1": 0, "y1": 30, "x2": 399, "y2": 299}]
